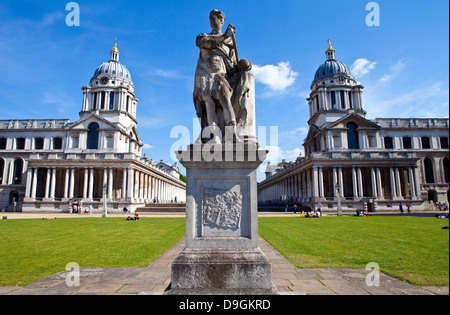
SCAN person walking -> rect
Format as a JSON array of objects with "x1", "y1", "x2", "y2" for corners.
[{"x1": 399, "y1": 203, "x2": 404, "y2": 214}]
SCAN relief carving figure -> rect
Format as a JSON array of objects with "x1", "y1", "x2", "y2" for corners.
[
  {"x1": 202, "y1": 187, "x2": 243, "y2": 229},
  {"x1": 194, "y1": 10, "x2": 255, "y2": 144}
]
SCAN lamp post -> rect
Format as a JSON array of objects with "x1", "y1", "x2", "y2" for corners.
[
  {"x1": 335, "y1": 183, "x2": 342, "y2": 216},
  {"x1": 102, "y1": 183, "x2": 108, "y2": 218}
]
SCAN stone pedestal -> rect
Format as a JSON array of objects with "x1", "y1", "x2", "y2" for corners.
[{"x1": 168, "y1": 145, "x2": 274, "y2": 294}]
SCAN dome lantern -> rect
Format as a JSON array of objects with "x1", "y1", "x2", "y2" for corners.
[
  {"x1": 326, "y1": 38, "x2": 335, "y2": 61},
  {"x1": 111, "y1": 39, "x2": 120, "y2": 62}
]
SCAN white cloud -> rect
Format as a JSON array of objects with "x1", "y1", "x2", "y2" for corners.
[
  {"x1": 262, "y1": 145, "x2": 303, "y2": 164},
  {"x1": 42, "y1": 11, "x2": 64, "y2": 26},
  {"x1": 251, "y1": 61, "x2": 298, "y2": 93},
  {"x1": 153, "y1": 68, "x2": 188, "y2": 79},
  {"x1": 142, "y1": 144, "x2": 154, "y2": 149},
  {"x1": 351, "y1": 58, "x2": 377, "y2": 77},
  {"x1": 378, "y1": 59, "x2": 407, "y2": 83}
]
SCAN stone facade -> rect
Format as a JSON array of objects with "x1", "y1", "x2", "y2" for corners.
[
  {"x1": 0, "y1": 43, "x2": 186, "y2": 213},
  {"x1": 258, "y1": 43, "x2": 449, "y2": 212}
]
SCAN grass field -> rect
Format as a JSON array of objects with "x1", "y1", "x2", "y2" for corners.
[
  {"x1": 259, "y1": 216, "x2": 449, "y2": 286},
  {"x1": 0, "y1": 216, "x2": 448, "y2": 287},
  {"x1": 0, "y1": 217, "x2": 185, "y2": 287}
]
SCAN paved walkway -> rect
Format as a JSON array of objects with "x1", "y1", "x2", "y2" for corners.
[{"x1": 0, "y1": 237, "x2": 447, "y2": 295}]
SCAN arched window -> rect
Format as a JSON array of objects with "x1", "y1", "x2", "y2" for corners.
[
  {"x1": 424, "y1": 158, "x2": 435, "y2": 183},
  {"x1": 443, "y1": 157, "x2": 449, "y2": 184},
  {"x1": 13, "y1": 158, "x2": 23, "y2": 185},
  {"x1": 87, "y1": 122, "x2": 100, "y2": 150},
  {"x1": 0, "y1": 158, "x2": 4, "y2": 184},
  {"x1": 347, "y1": 122, "x2": 359, "y2": 149},
  {"x1": 109, "y1": 92, "x2": 115, "y2": 110}
]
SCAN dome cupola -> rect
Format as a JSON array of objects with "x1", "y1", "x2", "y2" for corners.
[
  {"x1": 91, "y1": 40, "x2": 133, "y2": 85},
  {"x1": 312, "y1": 39, "x2": 354, "y2": 85},
  {"x1": 307, "y1": 40, "x2": 366, "y2": 125},
  {"x1": 80, "y1": 41, "x2": 139, "y2": 126}
]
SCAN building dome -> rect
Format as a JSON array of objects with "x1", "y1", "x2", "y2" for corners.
[
  {"x1": 92, "y1": 61, "x2": 133, "y2": 84},
  {"x1": 312, "y1": 40, "x2": 354, "y2": 85},
  {"x1": 91, "y1": 41, "x2": 133, "y2": 84},
  {"x1": 313, "y1": 59, "x2": 354, "y2": 83}
]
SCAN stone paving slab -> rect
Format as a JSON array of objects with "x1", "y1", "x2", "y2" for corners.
[{"x1": 0, "y1": 236, "x2": 448, "y2": 295}]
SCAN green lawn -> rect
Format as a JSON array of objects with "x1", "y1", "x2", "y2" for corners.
[
  {"x1": 259, "y1": 216, "x2": 449, "y2": 286},
  {"x1": 1, "y1": 216, "x2": 448, "y2": 288},
  {"x1": 0, "y1": 217, "x2": 185, "y2": 287}
]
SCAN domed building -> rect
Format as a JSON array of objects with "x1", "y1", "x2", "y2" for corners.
[
  {"x1": 258, "y1": 41, "x2": 449, "y2": 212},
  {"x1": 0, "y1": 42, "x2": 186, "y2": 213}
]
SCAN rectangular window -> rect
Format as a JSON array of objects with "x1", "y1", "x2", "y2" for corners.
[
  {"x1": 340, "y1": 91, "x2": 345, "y2": 109},
  {"x1": 92, "y1": 92, "x2": 97, "y2": 110},
  {"x1": 109, "y1": 92, "x2": 115, "y2": 110},
  {"x1": 0, "y1": 138, "x2": 6, "y2": 150},
  {"x1": 53, "y1": 138, "x2": 63, "y2": 150},
  {"x1": 402, "y1": 136, "x2": 412, "y2": 149},
  {"x1": 384, "y1": 137, "x2": 393, "y2": 149},
  {"x1": 421, "y1": 136, "x2": 431, "y2": 149},
  {"x1": 16, "y1": 138, "x2": 25, "y2": 150},
  {"x1": 35, "y1": 138, "x2": 44, "y2": 150},
  {"x1": 348, "y1": 91, "x2": 353, "y2": 109},
  {"x1": 368, "y1": 135, "x2": 376, "y2": 148},
  {"x1": 331, "y1": 91, "x2": 337, "y2": 109},
  {"x1": 100, "y1": 91, "x2": 106, "y2": 110},
  {"x1": 440, "y1": 137, "x2": 449, "y2": 149}
]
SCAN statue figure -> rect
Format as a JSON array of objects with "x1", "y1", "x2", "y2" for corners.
[{"x1": 194, "y1": 10, "x2": 255, "y2": 144}]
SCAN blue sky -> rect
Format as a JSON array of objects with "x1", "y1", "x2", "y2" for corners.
[{"x1": 0, "y1": 0, "x2": 448, "y2": 182}]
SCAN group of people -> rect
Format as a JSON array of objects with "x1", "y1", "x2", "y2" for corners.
[
  {"x1": 299, "y1": 209, "x2": 322, "y2": 218},
  {"x1": 126, "y1": 213, "x2": 140, "y2": 221},
  {"x1": 282, "y1": 203, "x2": 322, "y2": 218},
  {"x1": 436, "y1": 202, "x2": 449, "y2": 212},
  {"x1": 70, "y1": 203, "x2": 93, "y2": 215},
  {"x1": 355, "y1": 210, "x2": 369, "y2": 217},
  {"x1": 398, "y1": 203, "x2": 411, "y2": 214}
]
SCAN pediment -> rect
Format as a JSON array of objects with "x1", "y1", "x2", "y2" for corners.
[
  {"x1": 326, "y1": 113, "x2": 380, "y2": 130},
  {"x1": 67, "y1": 114, "x2": 120, "y2": 131}
]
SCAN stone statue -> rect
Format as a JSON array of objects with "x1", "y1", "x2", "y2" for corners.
[{"x1": 194, "y1": 9, "x2": 257, "y2": 144}]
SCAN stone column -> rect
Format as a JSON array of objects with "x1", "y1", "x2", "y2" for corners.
[
  {"x1": 88, "y1": 168, "x2": 94, "y2": 200},
  {"x1": 332, "y1": 167, "x2": 337, "y2": 198},
  {"x1": 127, "y1": 167, "x2": 134, "y2": 201},
  {"x1": 413, "y1": 166, "x2": 421, "y2": 199},
  {"x1": 371, "y1": 167, "x2": 378, "y2": 198},
  {"x1": 376, "y1": 167, "x2": 383, "y2": 199},
  {"x1": 390, "y1": 167, "x2": 397, "y2": 198},
  {"x1": 103, "y1": 168, "x2": 108, "y2": 198},
  {"x1": 357, "y1": 167, "x2": 363, "y2": 198},
  {"x1": 408, "y1": 167, "x2": 416, "y2": 198},
  {"x1": 352, "y1": 167, "x2": 358, "y2": 198},
  {"x1": 69, "y1": 168, "x2": 75, "y2": 199},
  {"x1": 313, "y1": 167, "x2": 319, "y2": 200},
  {"x1": 83, "y1": 168, "x2": 89, "y2": 200},
  {"x1": 25, "y1": 168, "x2": 33, "y2": 198},
  {"x1": 44, "y1": 168, "x2": 51, "y2": 199},
  {"x1": 50, "y1": 168, "x2": 56, "y2": 199},
  {"x1": 31, "y1": 168, "x2": 38, "y2": 199},
  {"x1": 64, "y1": 168, "x2": 69, "y2": 199},
  {"x1": 122, "y1": 168, "x2": 127, "y2": 200},
  {"x1": 395, "y1": 168, "x2": 402, "y2": 199},
  {"x1": 108, "y1": 168, "x2": 113, "y2": 199},
  {"x1": 318, "y1": 168, "x2": 324, "y2": 199},
  {"x1": 338, "y1": 167, "x2": 344, "y2": 197}
]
